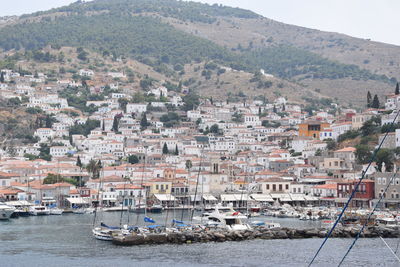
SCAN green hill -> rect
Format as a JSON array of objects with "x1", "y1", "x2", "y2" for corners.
[{"x1": 0, "y1": 0, "x2": 398, "y2": 106}]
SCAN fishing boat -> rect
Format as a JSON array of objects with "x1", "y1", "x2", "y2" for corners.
[
  {"x1": 0, "y1": 203, "x2": 16, "y2": 220},
  {"x1": 29, "y1": 205, "x2": 50, "y2": 216}
]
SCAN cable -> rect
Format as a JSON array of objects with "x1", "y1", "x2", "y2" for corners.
[
  {"x1": 308, "y1": 108, "x2": 400, "y2": 266},
  {"x1": 338, "y1": 169, "x2": 398, "y2": 266}
]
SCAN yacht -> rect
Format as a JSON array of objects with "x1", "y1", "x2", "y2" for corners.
[
  {"x1": 196, "y1": 206, "x2": 252, "y2": 231},
  {"x1": 29, "y1": 205, "x2": 50, "y2": 216},
  {"x1": 0, "y1": 203, "x2": 16, "y2": 220}
]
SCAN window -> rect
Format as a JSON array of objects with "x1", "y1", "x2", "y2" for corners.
[
  {"x1": 156, "y1": 185, "x2": 159, "y2": 190},
  {"x1": 272, "y1": 184, "x2": 276, "y2": 192},
  {"x1": 279, "y1": 184, "x2": 283, "y2": 191},
  {"x1": 293, "y1": 188, "x2": 296, "y2": 193},
  {"x1": 285, "y1": 184, "x2": 289, "y2": 190},
  {"x1": 266, "y1": 184, "x2": 270, "y2": 190}
]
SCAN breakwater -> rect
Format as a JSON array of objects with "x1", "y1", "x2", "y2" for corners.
[{"x1": 112, "y1": 225, "x2": 400, "y2": 246}]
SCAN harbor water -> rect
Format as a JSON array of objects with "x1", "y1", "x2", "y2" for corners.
[{"x1": 0, "y1": 212, "x2": 399, "y2": 267}]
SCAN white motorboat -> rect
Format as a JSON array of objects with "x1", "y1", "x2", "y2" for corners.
[
  {"x1": 0, "y1": 203, "x2": 16, "y2": 220},
  {"x1": 49, "y1": 208, "x2": 64, "y2": 215},
  {"x1": 29, "y1": 205, "x2": 50, "y2": 216},
  {"x1": 197, "y1": 205, "x2": 252, "y2": 231}
]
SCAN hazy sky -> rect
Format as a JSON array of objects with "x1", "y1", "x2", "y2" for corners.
[{"x1": 1, "y1": 0, "x2": 400, "y2": 46}]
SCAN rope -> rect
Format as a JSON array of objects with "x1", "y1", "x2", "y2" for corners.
[
  {"x1": 379, "y1": 236, "x2": 400, "y2": 263},
  {"x1": 337, "y1": 169, "x2": 399, "y2": 266},
  {"x1": 308, "y1": 108, "x2": 400, "y2": 266},
  {"x1": 190, "y1": 145, "x2": 205, "y2": 223}
]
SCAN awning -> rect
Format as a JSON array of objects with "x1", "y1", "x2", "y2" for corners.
[
  {"x1": 220, "y1": 194, "x2": 237, "y2": 202},
  {"x1": 220, "y1": 194, "x2": 249, "y2": 202},
  {"x1": 202, "y1": 194, "x2": 217, "y2": 201},
  {"x1": 289, "y1": 194, "x2": 306, "y2": 201},
  {"x1": 304, "y1": 195, "x2": 319, "y2": 201},
  {"x1": 250, "y1": 194, "x2": 274, "y2": 202},
  {"x1": 154, "y1": 194, "x2": 176, "y2": 201},
  {"x1": 270, "y1": 193, "x2": 292, "y2": 202},
  {"x1": 190, "y1": 195, "x2": 202, "y2": 202},
  {"x1": 66, "y1": 197, "x2": 89, "y2": 204},
  {"x1": 5, "y1": 200, "x2": 33, "y2": 206}
]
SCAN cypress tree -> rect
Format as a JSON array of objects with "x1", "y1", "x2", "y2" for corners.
[
  {"x1": 162, "y1": 143, "x2": 169, "y2": 154},
  {"x1": 112, "y1": 115, "x2": 121, "y2": 132},
  {"x1": 396, "y1": 83, "x2": 400, "y2": 95},
  {"x1": 174, "y1": 145, "x2": 179, "y2": 155},
  {"x1": 76, "y1": 156, "x2": 82, "y2": 168},
  {"x1": 371, "y1": 94, "x2": 380, "y2": 109},
  {"x1": 0, "y1": 72, "x2": 4, "y2": 83},
  {"x1": 140, "y1": 113, "x2": 148, "y2": 130},
  {"x1": 367, "y1": 91, "x2": 372, "y2": 107}
]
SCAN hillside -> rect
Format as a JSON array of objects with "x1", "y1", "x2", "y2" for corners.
[{"x1": 0, "y1": 0, "x2": 398, "y2": 107}]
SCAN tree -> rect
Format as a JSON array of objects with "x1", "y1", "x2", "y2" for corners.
[
  {"x1": 162, "y1": 143, "x2": 169, "y2": 154},
  {"x1": 118, "y1": 98, "x2": 129, "y2": 112},
  {"x1": 174, "y1": 145, "x2": 179, "y2": 155},
  {"x1": 325, "y1": 139, "x2": 337, "y2": 150},
  {"x1": 86, "y1": 159, "x2": 102, "y2": 179},
  {"x1": 128, "y1": 154, "x2": 139, "y2": 164},
  {"x1": 367, "y1": 91, "x2": 372, "y2": 107},
  {"x1": 232, "y1": 111, "x2": 243, "y2": 123},
  {"x1": 360, "y1": 119, "x2": 379, "y2": 137},
  {"x1": 140, "y1": 113, "x2": 149, "y2": 130},
  {"x1": 273, "y1": 105, "x2": 277, "y2": 113},
  {"x1": 375, "y1": 149, "x2": 394, "y2": 172},
  {"x1": 396, "y1": 83, "x2": 400, "y2": 95},
  {"x1": 185, "y1": 160, "x2": 192, "y2": 171},
  {"x1": 0, "y1": 72, "x2": 4, "y2": 83},
  {"x1": 182, "y1": 92, "x2": 200, "y2": 111},
  {"x1": 76, "y1": 156, "x2": 82, "y2": 169},
  {"x1": 112, "y1": 114, "x2": 122, "y2": 132},
  {"x1": 355, "y1": 144, "x2": 372, "y2": 164},
  {"x1": 371, "y1": 94, "x2": 380, "y2": 109},
  {"x1": 210, "y1": 124, "x2": 220, "y2": 134}
]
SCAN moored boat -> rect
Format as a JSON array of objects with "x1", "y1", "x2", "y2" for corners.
[
  {"x1": 29, "y1": 205, "x2": 50, "y2": 216},
  {"x1": 0, "y1": 203, "x2": 16, "y2": 220}
]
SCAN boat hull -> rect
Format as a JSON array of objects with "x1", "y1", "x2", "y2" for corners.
[{"x1": 0, "y1": 209, "x2": 14, "y2": 220}]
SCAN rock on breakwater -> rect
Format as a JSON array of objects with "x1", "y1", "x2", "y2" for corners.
[{"x1": 112, "y1": 225, "x2": 400, "y2": 246}]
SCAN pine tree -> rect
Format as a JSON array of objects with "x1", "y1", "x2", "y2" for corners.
[
  {"x1": 367, "y1": 91, "x2": 372, "y2": 107},
  {"x1": 371, "y1": 94, "x2": 380, "y2": 109},
  {"x1": 396, "y1": 83, "x2": 400, "y2": 95},
  {"x1": 162, "y1": 143, "x2": 169, "y2": 154},
  {"x1": 174, "y1": 145, "x2": 179, "y2": 155}
]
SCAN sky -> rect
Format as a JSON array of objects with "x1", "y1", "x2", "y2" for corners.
[{"x1": 1, "y1": 0, "x2": 400, "y2": 46}]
